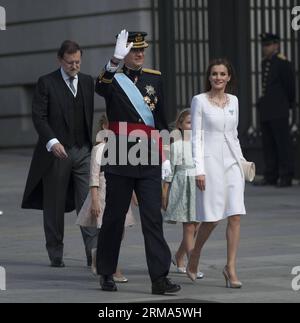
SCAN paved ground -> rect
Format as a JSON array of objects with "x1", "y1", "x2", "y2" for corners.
[{"x1": 0, "y1": 149, "x2": 299, "y2": 303}]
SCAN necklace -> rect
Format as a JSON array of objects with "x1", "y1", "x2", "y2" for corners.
[{"x1": 206, "y1": 92, "x2": 229, "y2": 108}]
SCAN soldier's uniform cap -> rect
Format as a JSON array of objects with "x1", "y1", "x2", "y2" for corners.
[
  {"x1": 260, "y1": 32, "x2": 280, "y2": 45},
  {"x1": 127, "y1": 31, "x2": 149, "y2": 49}
]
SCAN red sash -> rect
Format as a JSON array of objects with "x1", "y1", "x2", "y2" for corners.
[{"x1": 108, "y1": 122, "x2": 165, "y2": 162}]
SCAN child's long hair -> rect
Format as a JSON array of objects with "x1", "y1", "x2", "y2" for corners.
[
  {"x1": 95, "y1": 113, "x2": 108, "y2": 144},
  {"x1": 173, "y1": 108, "x2": 191, "y2": 141},
  {"x1": 175, "y1": 108, "x2": 191, "y2": 130}
]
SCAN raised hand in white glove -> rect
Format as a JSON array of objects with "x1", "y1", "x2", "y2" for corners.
[
  {"x1": 113, "y1": 29, "x2": 134, "y2": 61},
  {"x1": 161, "y1": 159, "x2": 172, "y2": 180}
]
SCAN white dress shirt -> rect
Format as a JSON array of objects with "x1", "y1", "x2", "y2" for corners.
[{"x1": 60, "y1": 67, "x2": 78, "y2": 97}]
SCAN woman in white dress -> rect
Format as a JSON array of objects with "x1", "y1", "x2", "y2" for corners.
[{"x1": 187, "y1": 59, "x2": 246, "y2": 288}]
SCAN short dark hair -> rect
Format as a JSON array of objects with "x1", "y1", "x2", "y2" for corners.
[
  {"x1": 57, "y1": 40, "x2": 82, "y2": 58},
  {"x1": 204, "y1": 58, "x2": 237, "y2": 94}
]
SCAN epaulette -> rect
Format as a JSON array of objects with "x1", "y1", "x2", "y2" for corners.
[
  {"x1": 277, "y1": 53, "x2": 287, "y2": 60},
  {"x1": 142, "y1": 68, "x2": 161, "y2": 75}
]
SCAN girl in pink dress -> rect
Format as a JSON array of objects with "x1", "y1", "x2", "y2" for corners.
[{"x1": 77, "y1": 114, "x2": 136, "y2": 282}]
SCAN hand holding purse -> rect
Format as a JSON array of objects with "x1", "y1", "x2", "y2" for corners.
[{"x1": 241, "y1": 160, "x2": 256, "y2": 182}]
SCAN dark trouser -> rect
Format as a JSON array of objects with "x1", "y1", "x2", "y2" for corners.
[
  {"x1": 42, "y1": 145, "x2": 98, "y2": 262},
  {"x1": 261, "y1": 118, "x2": 294, "y2": 183},
  {"x1": 96, "y1": 169, "x2": 171, "y2": 282}
]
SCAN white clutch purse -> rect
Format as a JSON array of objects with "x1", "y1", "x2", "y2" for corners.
[{"x1": 241, "y1": 160, "x2": 256, "y2": 182}]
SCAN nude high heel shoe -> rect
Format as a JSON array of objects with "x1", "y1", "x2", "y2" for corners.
[
  {"x1": 222, "y1": 266, "x2": 242, "y2": 288},
  {"x1": 186, "y1": 267, "x2": 197, "y2": 282},
  {"x1": 186, "y1": 254, "x2": 199, "y2": 282}
]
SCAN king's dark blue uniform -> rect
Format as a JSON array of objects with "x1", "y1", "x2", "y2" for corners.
[
  {"x1": 95, "y1": 65, "x2": 169, "y2": 176},
  {"x1": 95, "y1": 64, "x2": 171, "y2": 283}
]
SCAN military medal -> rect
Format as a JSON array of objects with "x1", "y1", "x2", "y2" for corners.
[
  {"x1": 145, "y1": 85, "x2": 156, "y2": 96},
  {"x1": 144, "y1": 85, "x2": 157, "y2": 111},
  {"x1": 149, "y1": 103, "x2": 155, "y2": 111},
  {"x1": 144, "y1": 96, "x2": 151, "y2": 104}
]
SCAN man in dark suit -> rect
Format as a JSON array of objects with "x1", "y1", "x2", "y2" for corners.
[
  {"x1": 95, "y1": 30, "x2": 180, "y2": 294},
  {"x1": 256, "y1": 33, "x2": 295, "y2": 187},
  {"x1": 22, "y1": 40, "x2": 98, "y2": 267}
]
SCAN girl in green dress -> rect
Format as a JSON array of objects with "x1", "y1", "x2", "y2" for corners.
[{"x1": 162, "y1": 109, "x2": 203, "y2": 278}]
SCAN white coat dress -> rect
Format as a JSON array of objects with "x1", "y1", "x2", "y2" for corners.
[{"x1": 191, "y1": 93, "x2": 246, "y2": 222}]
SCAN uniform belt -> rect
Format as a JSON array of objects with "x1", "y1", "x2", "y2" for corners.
[
  {"x1": 176, "y1": 165, "x2": 195, "y2": 171},
  {"x1": 108, "y1": 122, "x2": 165, "y2": 161}
]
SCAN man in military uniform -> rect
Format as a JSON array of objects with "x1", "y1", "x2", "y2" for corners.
[
  {"x1": 256, "y1": 33, "x2": 295, "y2": 187},
  {"x1": 94, "y1": 30, "x2": 180, "y2": 294}
]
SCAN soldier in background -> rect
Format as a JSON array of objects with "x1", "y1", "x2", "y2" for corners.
[{"x1": 255, "y1": 33, "x2": 295, "y2": 187}]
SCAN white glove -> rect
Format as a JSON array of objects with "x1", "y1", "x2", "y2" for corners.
[
  {"x1": 162, "y1": 160, "x2": 172, "y2": 180},
  {"x1": 113, "y1": 29, "x2": 134, "y2": 60}
]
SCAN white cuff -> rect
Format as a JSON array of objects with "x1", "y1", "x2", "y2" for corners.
[
  {"x1": 162, "y1": 160, "x2": 172, "y2": 180},
  {"x1": 46, "y1": 138, "x2": 59, "y2": 152},
  {"x1": 106, "y1": 60, "x2": 119, "y2": 73}
]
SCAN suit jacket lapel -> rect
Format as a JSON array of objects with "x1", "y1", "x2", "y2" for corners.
[
  {"x1": 53, "y1": 69, "x2": 70, "y2": 127},
  {"x1": 78, "y1": 73, "x2": 91, "y2": 131}
]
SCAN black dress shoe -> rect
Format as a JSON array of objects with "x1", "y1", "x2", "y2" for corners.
[
  {"x1": 100, "y1": 275, "x2": 117, "y2": 291},
  {"x1": 276, "y1": 178, "x2": 292, "y2": 188},
  {"x1": 253, "y1": 178, "x2": 277, "y2": 186},
  {"x1": 152, "y1": 277, "x2": 181, "y2": 295},
  {"x1": 50, "y1": 258, "x2": 65, "y2": 268}
]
